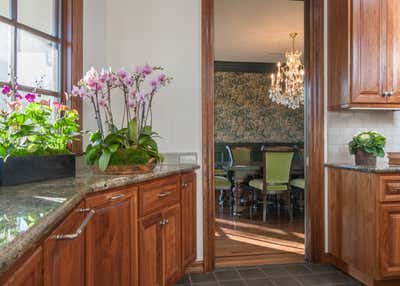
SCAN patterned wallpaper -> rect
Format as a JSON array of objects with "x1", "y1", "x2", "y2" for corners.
[{"x1": 214, "y1": 71, "x2": 304, "y2": 143}]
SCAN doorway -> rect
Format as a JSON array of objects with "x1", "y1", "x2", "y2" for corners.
[
  {"x1": 213, "y1": 0, "x2": 305, "y2": 267},
  {"x1": 202, "y1": 0, "x2": 325, "y2": 272}
]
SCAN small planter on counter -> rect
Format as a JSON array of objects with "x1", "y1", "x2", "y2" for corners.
[{"x1": 0, "y1": 154, "x2": 76, "y2": 186}]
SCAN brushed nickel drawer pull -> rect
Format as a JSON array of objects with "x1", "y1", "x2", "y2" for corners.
[
  {"x1": 109, "y1": 194, "x2": 125, "y2": 201},
  {"x1": 182, "y1": 183, "x2": 188, "y2": 188},
  {"x1": 165, "y1": 219, "x2": 169, "y2": 225},
  {"x1": 158, "y1": 192, "x2": 171, "y2": 198},
  {"x1": 54, "y1": 209, "x2": 95, "y2": 240}
]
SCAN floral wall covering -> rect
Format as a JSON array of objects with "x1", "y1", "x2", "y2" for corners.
[{"x1": 214, "y1": 71, "x2": 304, "y2": 143}]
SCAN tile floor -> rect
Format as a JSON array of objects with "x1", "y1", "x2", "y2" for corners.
[{"x1": 176, "y1": 263, "x2": 364, "y2": 286}]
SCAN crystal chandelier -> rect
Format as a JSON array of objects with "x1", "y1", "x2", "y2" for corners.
[{"x1": 269, "y1": 32, "x2": 305, "y2": 109}]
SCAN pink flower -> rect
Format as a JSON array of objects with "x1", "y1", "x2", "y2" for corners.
[
  {"x1": 25, "y1": 93, "x2": 36, "y2": 103},
  {"x1": 137, "y1": 92, "x2": 146, "y2": 105},
  {"x1": 99, "y1": 97, "x2": 106, "y2": 107},
  {"x1": 84, "y1": 67, "x2": 100, "y2": 90},
  {"x1": 54, "y1": 102, "x2": 62, "y2": 110},
  {"x1": 39, "y1": 99, "x2": 50, "y2": 106},
  {"x1": 9, "y1": 101, "x2": 21, "y2": 111},
  {"x1": 71, "y1": 86, "x2": 80, "y2": 96},
  {"x1": 123, "y1": 76, "x2": 134, "y2": 87},
  {"x1": 95, "y1": 81, "x2": 105, "y2": 91},
  {"x1": 15, "y1": 92, "x2": 22, "y2": 100},
  {"x1": 142, "y1": 64, "x2": 153, "y2": 75},
  {"x1": 150, "y1": 79, "x2": 158, "y2": 93},
  {"x1": 157, "y1": 73, "x2": 167, "y2": 85},
  {"x1": 128, "y1": 95, "x2": 137, "y2": 108},
  {"x1": 117, "y1": 68, "x2": 128, "y2": 79},
  {"x1": 1, "y1": 85, "x2": 11, "y2": 95}
]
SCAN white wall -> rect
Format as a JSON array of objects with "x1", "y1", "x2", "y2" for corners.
[{"x1": 84, "y1": 0, "x2": 204, "y2": 260}]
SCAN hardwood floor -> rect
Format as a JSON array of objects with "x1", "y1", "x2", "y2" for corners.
[{"x1": 215, "y1": 203, "x2": 305, "y2": 267}]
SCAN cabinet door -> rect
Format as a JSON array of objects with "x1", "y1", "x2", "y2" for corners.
[
  {"x1": 139, "y1": 212, "x2": 163, "y2": 286},
  {"x1": 163, "y1": 204, "x2": 182, "y2": 286},
  {"x1": 43, "y1": 202, "x2": 87, "y2": 286},
  {"x1": 181, "y1": 172, "x2": 197, "y2": 267},
  {"x1": 3, "y1": 247, "x2": 43, "y2": 286},
  {"x1": 379, "y1": 204, "x2": 400, "y2": 277},
  {"x1": 385, "y1": 0, "x2": 400, "y2": 103},
  {"x1": 351, "y1": 0, "x2": 385, "y2": 103},
  {"x1": 85, "y1": 187, "x2": 138, "y2": 286}
]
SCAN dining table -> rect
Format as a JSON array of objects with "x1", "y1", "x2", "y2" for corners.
[{"x1": 224, "y1": 162, "x2": 263, "y2": 216}]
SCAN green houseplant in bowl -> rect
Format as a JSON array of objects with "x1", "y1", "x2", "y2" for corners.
[
  {"x1": 70, "y1": 65, "x2": 171, "y2": 174},
  {"x1": 0, "y1": 79, "x2": 80, "y2": 186},
  {"x1": 349, "y1": 131, "x2": 386, "y2": 166}
]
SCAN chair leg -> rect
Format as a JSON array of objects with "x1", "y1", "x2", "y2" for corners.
[
  {"x1": 277, "y1": 194, "x2": 281, "y2": 216},
  {"x1": 288, "y1": 189, "x2": 293, "y2": 222},
  {"x1": 263, "y1": 194, "x2": 267, "y2": 223},
  {"x1": 218, "y1": 189, "x2": 224, "y2": 206}
]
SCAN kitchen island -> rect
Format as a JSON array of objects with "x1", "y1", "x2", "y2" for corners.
[
  {"x1": 327, "y1": 164, "x2": 400, "y2": 286},
  {"x1": 0, "y1": 161, "x2": 199, "y2": 286}
]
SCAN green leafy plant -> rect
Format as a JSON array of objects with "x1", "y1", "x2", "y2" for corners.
[
  {"x1": 70, "y1": 65, "x2": 171, "y2": 171},
  {"x1": 0, "y1": 79, "x2": 80, "y2": 161},
  {"x1": 349, "y1": 131, "x2": 386, "y2": 158}
]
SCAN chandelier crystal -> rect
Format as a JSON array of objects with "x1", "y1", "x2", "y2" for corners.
[{"x1": 269, "y1": 32, "x2": 305, "y2": 109}]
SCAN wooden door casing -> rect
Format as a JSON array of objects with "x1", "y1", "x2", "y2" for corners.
[
  {"x1": 43, "y1": 202, "x2": 85, "y2": 286},
  {"x1": 3, "y1": 247, "x2": 43, "y2": 286},
  {"x1": 163, "y1": 204, "x2": 182, "y2": 286},
  {"x1": 181, "y1": 172, "x2": 197, "y2": 267},
  {"x1": 139, "y1": 212, "x2": 163, "y2": 286},
  {"x1": 85, "y1": 187, "x2": 138, "y2": 286}
]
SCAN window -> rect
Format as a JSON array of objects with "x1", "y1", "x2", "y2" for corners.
[
  {"x1": 0, "y1": 0, "x2": 62, "y2": 99},
  {"x1": 0, "y1": 0, "x2": 83, "y2": 153}
]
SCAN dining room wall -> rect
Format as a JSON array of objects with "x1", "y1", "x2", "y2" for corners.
[{"x1": 215, "y1": 70, "x2": 304, "y2": 143}]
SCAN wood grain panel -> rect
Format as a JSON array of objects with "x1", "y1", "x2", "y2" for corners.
[
  {"x1": 379, "y1": 175, "x2": 400, "y2": 202},
  {"x1": 139, "y1": 175, "x2": 180, "y2": 217},
  {"x1": 3, "y1": 247, "x2": 43, "y2": 286},
  {"x1": 139, "y1": 212, "x2": 163, "y2": 286},
  {"x1": 181, "y1": 172, "x2": 197, "y2": 267},
  {"x1": 163, "y1": 204, "x2": 182, "y2": 286},
  {"x1": 379, "y1": 204, "x2": 400, "y2": 277},
  {"x1": 43, "y1": 202, "x2": 85, "y2": 286},
  {"x1": 85, "y1": 189, "x2": 137, "y2": 286}
]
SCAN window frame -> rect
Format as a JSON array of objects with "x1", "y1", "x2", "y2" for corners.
[{"x1": 0, "y1": 0, "x2": 83, "y2": 153}]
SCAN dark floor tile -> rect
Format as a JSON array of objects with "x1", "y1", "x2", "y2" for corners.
[
  {"x1": 321, "y1": 272, "x2": 354, "y2": 284},
  {"x1": 270, "y1": 276, "x2": 302, "y2": 286},
  {"x1": 219, "y1": 280, "x2": 247, "y2": 286},
  {"x1": 296, "y1": 272, "x2": 353, "y2": 285},
  {"x1": 190, "y1": 272, "x2": 216, "y2": 283},
  {"x1": 214, "y1": 270, "x2": 241, "y2": 281},
  {"x1": 304, "y1": 263, "x2": 338, "y2": 273},
  {"x1": 215, "y1": 267, "x2": 236, "y2": 272},
  {"x1": 245, "y1": 278, "x2": 274, "y2": 286},
  {"x1": 260, "y1": 265, "x2": 290, "y2": 277},
  {"x1": 176, "y1": 275, "x2": 190, "y2": 284},
  {"x1": 296, "y1": 274, "x2": 329, "y2": 285},
  {"x1": 238, "y1": 268, "x2": 266, "y2": 279},
  {"x1": 192, "y1": 282, "x2": 219, "y2": 286},
  {"x1": 284, "y1": 264, "x2": 313, "y2": 275}
]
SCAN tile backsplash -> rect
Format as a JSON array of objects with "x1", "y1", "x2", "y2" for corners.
[{"x1": 327, "y1": 111, "x2": 400, "y2": 164}]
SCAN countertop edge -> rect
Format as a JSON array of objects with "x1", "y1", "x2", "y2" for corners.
[
  {"x1": 325, "y1": 163, "x2": 400, "y2": 174},
  {"x1": 0, "y1": 164, "x2": 199, "y2": 276}
]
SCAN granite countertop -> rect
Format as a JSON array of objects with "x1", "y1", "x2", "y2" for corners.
[
  {"x1": 0, "y1": 163, "x2": 199, "y2": 276},
  {"x1": 325, "y1": 163, "x2": 400, "y2": 173}
]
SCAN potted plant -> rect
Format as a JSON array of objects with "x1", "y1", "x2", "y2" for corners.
[
  {"x1": 70, "y1": 65, "x2": 171, "y2": 174},
  {"x1": 349, "y1": 131, "x2": 386, "y2": 166},
  {"x1": 0, "y1": 78, "x2": 80, "y2": 186}
]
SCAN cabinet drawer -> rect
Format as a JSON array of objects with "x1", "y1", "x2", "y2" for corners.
[
  {"x1": 86, "y1": 185, "x2": 138, "y2": 207},
  {"x1": 139, "y1": 175, "x2": 180, "y2": 217},
  {"x1": 379, "y1": 176, "x2": 400, "y2": 202}
]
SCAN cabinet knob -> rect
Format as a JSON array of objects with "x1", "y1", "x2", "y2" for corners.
[
  {"x1": 388, "y1": 91, "x2": 394, "y2": 97},
  {"x1": 383, "y1": 91, "x2": 389, "y2": 97},
  {"x1": 182, "y1": 183, "x2": 188, "y2": 188}
]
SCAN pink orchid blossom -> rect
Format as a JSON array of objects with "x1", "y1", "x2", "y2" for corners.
[
  {"x1": 157, "y1": 73, "x2": 167, "y2": 85},
  {"x1": 128, "y1": 95, "x2": 137, "y2": 108},
  {"x1": 142, "y1": 64, "x2": 153, "y2": 75},
  {"x1": 99, "y1": 98, "x2": 107, "y2": 107},
  {"x1": 15, "y1": 92, "x2": 22, "y2": 100},
  {"x1": 84, "y1": 67, "x2": 100, "y2": 90},
  {"x1": 117, "y1": 68, "x2": 128, "y2": 80},
  {"x1": 1, "y1": 85, "x2": 11, "y2": 95},
  {"x1": 25, "y1": 93, "x2": 36, "y2": 103},
  {"x1": 123, "y1": 76, "x2": 134, "y2": 87}
]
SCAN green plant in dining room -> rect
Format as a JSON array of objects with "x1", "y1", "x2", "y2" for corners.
[
  {"x1": 349, "y1": 131, "x2": 386, "y2": 158},
  {"x1": 69, "y1": 65, "x2": 172, "y2": 172},
  {"x1": 0, "y1": 77, "x2": 80, "y2": 161}
]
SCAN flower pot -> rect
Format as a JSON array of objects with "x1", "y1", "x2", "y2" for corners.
[
  {"x1": 93, "y1": 157, "x2": 157, "y2": 175},
  {"x1": 355, "y1": 150, "x2": 376, "y2": 166},
  {"x1": 0, "y1": 154, "x2": 76, "y2": 186}
]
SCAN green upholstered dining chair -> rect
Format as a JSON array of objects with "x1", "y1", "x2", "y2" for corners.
[
  {"x1": 290, "y1": 178, "x2": 305, "y2": 189},
  {"x1": 230, "y1": 146, "x2": 252, "y2": 165},
  {"x1": 249, "y1": 151, "x2": 294, "y2": 222},
  {"x1": 215, "y1": 176, "x2": 232, "y2": 206}
]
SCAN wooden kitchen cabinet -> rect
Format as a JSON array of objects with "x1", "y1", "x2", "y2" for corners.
[
  {"x1": 85, "y1": 186, "x2": 138, "y2": 286},
  {"x1": 3, "y1": 247, "x2": 43, "y2": 286},
  {"x1": 181, "y1": 172, "x2": 197, "y2": 267},
  {"x1": 43, "y1": 202, "x2": 87, "y2": 286},
  {"x1": 328, "y1": 0, "x2": 400, "y2": 109}
]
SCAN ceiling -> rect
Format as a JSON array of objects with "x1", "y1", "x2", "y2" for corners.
[{"x1": 215, "y1": 0, "x2": 304, "y2": 63}]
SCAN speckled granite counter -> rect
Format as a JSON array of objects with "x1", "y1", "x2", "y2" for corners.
[
  {"x1": 0, "y1": 163, "x2": 199, "y2": 275},
  {"x1": 325, "y1": 163, "x2": 400, "y2": 173}
]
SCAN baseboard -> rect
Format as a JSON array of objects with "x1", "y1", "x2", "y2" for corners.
[{"x1": 186, "y1": 260, "x2": 205, "y2": 273}]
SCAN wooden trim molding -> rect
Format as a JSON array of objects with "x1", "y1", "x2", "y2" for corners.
[
  {"x1": 202, "y1": 0, "x2": 216, "y2": 273},
  {"x1": 304, "y1": 0, "x2": 325, "y2": 262},
  {"x1": 63, "y1": 0, "x2": 83, "y2": 154},
  {"x1": 202, "y1": 0, "x2": 325, "y2": 271},
  {"x1": 215, "y1": 61, "x2": 276, "y2": 74}
]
